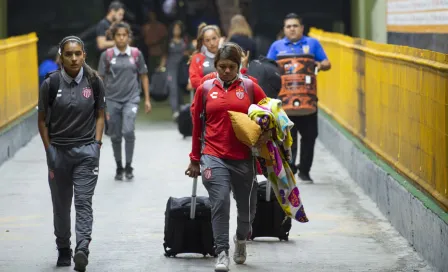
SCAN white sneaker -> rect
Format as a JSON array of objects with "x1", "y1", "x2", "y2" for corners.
[
  {"x1": 233, "y1": 235, "x2": 247, "y2": 264},
  {"x1": 215, "y1": 251, "x2": 230, "y2": 271}
]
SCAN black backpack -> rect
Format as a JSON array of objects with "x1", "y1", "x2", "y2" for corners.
[
  {"x1": 44, "y1": 70, "x2": 101, "y2": 127},
  {"x1": 246, "y1": 55, "x2": 282, "y2": 99}
]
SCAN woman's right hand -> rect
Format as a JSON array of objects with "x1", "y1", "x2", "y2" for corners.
[{"x1": 185, "y1": 161, "x2": 201, "y2": 178}]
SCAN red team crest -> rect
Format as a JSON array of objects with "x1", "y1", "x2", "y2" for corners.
[
  {"x1": 203, "y1": 168, "x2": 212, "y2": 180},
  {"x1": 235, "y1": 87, "x2": 245, "y2": 100},
  {"x1": 82, "y1": 87, "x2": 92, "y2": 99}
]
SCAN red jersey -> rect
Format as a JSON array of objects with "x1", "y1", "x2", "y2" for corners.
[
  {"x1": 189, "y1": 53, "x2": 212, "y2": 90},
  {"x1": 189, "y1": 77, "x2": 267, "y2": 162}
]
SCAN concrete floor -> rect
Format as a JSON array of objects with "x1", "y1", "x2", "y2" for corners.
[{"x1": 0, "y1": 120, "x2": 435, "y2": 272}]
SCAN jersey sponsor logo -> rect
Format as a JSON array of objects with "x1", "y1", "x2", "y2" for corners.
[
  {"x1": 210, "y1": 91, "x2": 218, "y2": 99},
  {"x1": 82, "y1": 87, "x2": 92, "y2": 99},
  {"x1": 236, "y1": 87, "x2": 245, "y2": 100}
]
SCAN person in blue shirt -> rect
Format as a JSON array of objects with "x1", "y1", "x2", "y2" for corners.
[
  {"x1": 266, "y1": 13, "x2": 331, "y2": 183},
  {"x1": 38, "y1": 47, "x2": 60, "y2": 85}
]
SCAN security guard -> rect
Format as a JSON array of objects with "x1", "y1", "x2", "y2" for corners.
[{"x1": 37, "y1": 36, "x2": 106, "y2": 272}]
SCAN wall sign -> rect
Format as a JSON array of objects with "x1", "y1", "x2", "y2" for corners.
[{"x1": 387, "y1": 0, "x2": 448, "y2": 33}]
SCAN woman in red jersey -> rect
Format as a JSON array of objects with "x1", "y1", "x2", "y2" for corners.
[
  {"x1": 185, "y1": 43, "x2": 268, "y2": 272},
  {"x1": 188, "y1": 23, "x2": 221, "y2": 90}
]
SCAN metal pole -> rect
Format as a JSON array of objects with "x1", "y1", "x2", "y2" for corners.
[
  {"x1": 266, "y1": 180, "x2": 271, "y2": 202},
  {"x1": 190, "y1": 177, "x2": 198, "y2": 219}
]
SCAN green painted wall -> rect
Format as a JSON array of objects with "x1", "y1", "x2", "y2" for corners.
[
  {"x1": 0, "y1": 0, "x2": 6, "y2": 38},
  {"x1": 351, "y1": 0, "x2": 387, "y2": 43}
]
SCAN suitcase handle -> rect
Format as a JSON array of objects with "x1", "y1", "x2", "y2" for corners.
[
  {"x1": 266, "y1": 180, "x2": 271, "y2": 202},
  {"x1": 190, "y1": 174, "x2": 201, "y2": 219}
]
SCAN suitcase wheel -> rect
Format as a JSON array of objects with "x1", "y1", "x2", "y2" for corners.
[{"x1": 164, "y1": 252, "x2": 177, "y2": 257}]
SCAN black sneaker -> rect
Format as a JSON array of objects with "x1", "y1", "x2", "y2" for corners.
[
  {"x1": 56, "y1": 248, "x2": 72, "y2": 267},
  {"x1": 298, "y1": 172, "x2": 314, "y2": 184},
  {"x1": 73, "y1": 250, "x2": 89, "y2": 272},
  {"x1": 125, "y1": 165, "x2": 134, "y2": 180},
  {"x1": 115, "y1": 167, "x2": 124, "y2": 181}
]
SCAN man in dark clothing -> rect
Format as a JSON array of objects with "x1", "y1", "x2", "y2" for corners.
[{"x1": 96, "y1": 1, "x2": 125, "y2": 52}]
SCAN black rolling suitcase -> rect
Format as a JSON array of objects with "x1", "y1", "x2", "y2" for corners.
[
  {"x1": 250, "y1": 180, "x2": 292, "y2": 241},
  {"x1": 177, "y1": 90, "x2": 194, "y2": 138},
  {"x1": 163, "y1": 177, "x2": 216, "y2": 257},
  {"x1": 177, "y1": 103, "x2": 192, "y2": 138}
]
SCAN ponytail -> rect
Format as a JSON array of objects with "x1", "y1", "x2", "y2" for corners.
[{"x1": 82, "y1": 62, "x2": 99, "y2": 82}]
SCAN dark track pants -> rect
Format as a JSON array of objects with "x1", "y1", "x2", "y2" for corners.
[
  {"x1": 200, "y1": 154, "x2": 258, "y2": 255},
  {"x1": 46, "y1": 143, "x2": 100, "y2": 253}
]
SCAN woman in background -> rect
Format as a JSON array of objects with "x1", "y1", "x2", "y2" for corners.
[
  {"x1": 98, "y1": 22, "x2": 151, "y2": 181},
  {"x1": 227, "y1": 15, "x2": 256, "y2": 61},
  {"x1": 188, "y1": 23, "x2": 222, "y2": 90},
  {"x1": 159, "y1": 20, "x2": 189, "y2": 120}
]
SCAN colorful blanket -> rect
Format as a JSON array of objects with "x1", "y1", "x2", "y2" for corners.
[{"x1": 248, "y1": 98, "x2": 309, "y2": 223}]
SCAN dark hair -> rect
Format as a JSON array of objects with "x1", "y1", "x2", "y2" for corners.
[
  {"x1": 46, "y1": 46, "x2": 59, "y2": 59},
  {"x1": 108, "y1": 1, "x2": 124, "y2": 12},
  {"x1": 164, "y1": 20, "x2": 185, "y2": 55},
  {"x1": 170, "y1": 20, "x2": 185, "y2": 38},
  {"x1": 106, "y1": 21, "x2": 133, "y2": 41},
  {"x1": 58, "y1": 36, "x2": 98, "y2": 81},
  {"x1": 284, "y1": 13, "x2": 303, "y2": 25},
  {"x1": 214, "y1": 42, "x2": 243, "y2": 68}
]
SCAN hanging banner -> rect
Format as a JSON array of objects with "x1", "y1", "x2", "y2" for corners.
[{"x1": 387, "y1": 0, "x2": 448, "y2": 33}]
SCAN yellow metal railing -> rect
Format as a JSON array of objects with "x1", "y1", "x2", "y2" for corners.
[
  {"x1": 309, "y1": 28, "x2": 448, "y2": 210},
  {"x1": 0, "y1": 33, "x2": 39, "y2": 130}
]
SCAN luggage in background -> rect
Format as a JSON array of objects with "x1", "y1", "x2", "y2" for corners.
[
  {"x1": 163, "y1": 177, "x2": 216, "y2": 257},
  {"x1": 250, "y1": 180, "x2": 292, "y2": 241},
  {"x1": 150, "y1": 68, "x2": 170, "y2": 102},
  {"x1": 177, "y1": 90, "x2": 194, "y2": 138},
  {"x1": 177, "y1": 103, "x2": 193, "y2": 138}
]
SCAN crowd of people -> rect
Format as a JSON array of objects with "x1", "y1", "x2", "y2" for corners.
[{"x1": 37, "y1": 2, "x2": 330, "y2": 271}]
